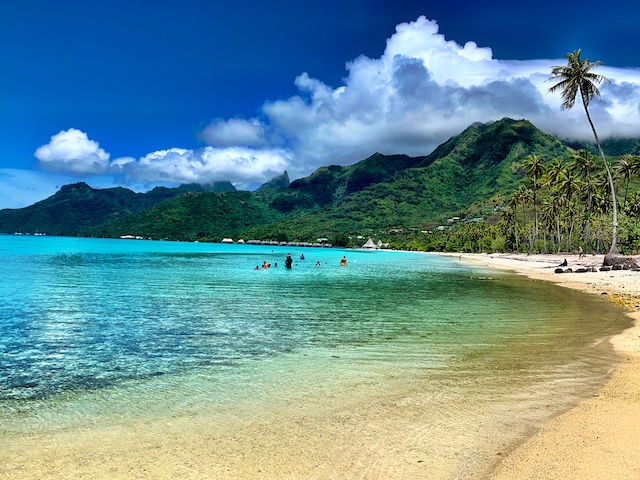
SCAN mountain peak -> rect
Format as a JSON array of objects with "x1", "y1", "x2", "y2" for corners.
[{"x1": 257, "y1": 171, "x2": 290, "y2": 190}]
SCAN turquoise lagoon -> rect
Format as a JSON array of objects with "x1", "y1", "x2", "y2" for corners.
[{"x1": 0, "y1": 235, "x2": 632, "y2": 477}]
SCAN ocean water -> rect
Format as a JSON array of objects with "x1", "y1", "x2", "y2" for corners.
[{"x1": 0, "y1": 235, "x2": 632, "y2": 477}]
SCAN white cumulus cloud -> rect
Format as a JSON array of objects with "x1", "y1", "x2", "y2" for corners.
[
  {"x1": 124, "y1": 146, "x2": 291, "y2": 189},
  {"x1": 34, "y1": 130, "x2": 292, "y2": 189},
  {"x1": 35, "y1": 128, "x2": 111, "y2": 174},
  {"x1": 199, "y1": 118, "x2": 269, "y2": 148}
]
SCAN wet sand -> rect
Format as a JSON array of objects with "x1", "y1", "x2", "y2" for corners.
[{"x1": 452, "y1": 253, "x2": 640, "y2": 480}]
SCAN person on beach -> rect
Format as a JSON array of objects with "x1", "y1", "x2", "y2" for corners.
[
  {"x1": 579, "y1": 246, "x2": 584, "y2": 259},
  {"x1": 340, "y1": 256, "x2": 347, "y2": 266},
  {"x1": 285, "y1": 254, "x2": 293, "y2": 269}
]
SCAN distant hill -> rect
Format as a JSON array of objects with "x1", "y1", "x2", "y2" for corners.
[
  {"x1": 3, "y1": 117, "x2": 638, "y2": 241},
  {"x1": 84, "y1": 190, "x2": 282, "y2": 240},
  {"x1": 0, "y1": 181, "x2": 236, "y2": 236},
  {"x1": 564, "y1": 138, "x2": 640, "y2": 156}
]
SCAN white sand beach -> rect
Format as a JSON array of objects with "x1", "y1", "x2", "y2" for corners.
[{"x1": 452, "y1": 253, "x2": 640, "y2": 480}]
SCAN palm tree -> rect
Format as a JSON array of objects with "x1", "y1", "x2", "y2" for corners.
[
  {"x1": 568, "y1": 149, "x2": 596, "y2": 179},
  {"x1": 549, "y1": 50, "x2": 618, "y2": 253},
  {"x1": 569, "y1": 150, "x2": 596, "y2": 248},
  {"x1": 540, "y1": 197, "x2": 554, "y2": 253},
  {"x1": 507, "y1": 193, "x2": 522, "y2": 252},
  {"x1": 516, "y1": 185, "x2": 532, "y2": 227},
  {"x1": 544, "y1": 158, "x2": 565, "y2": 190},
  {"x1": 630, "y1": 155, "x2": 640, "y2": 180},
  {"x1": 616, "y1": 154, "x2": 635, "y2": 207},
  {"x1": 578, "y1": 173, "x2": 599, "y2": 249},
  {"x1": 558, "y1": 171, "x2": 580, "y2": 251},
  {"x1": 548, "y1": 191, "x2": 565, "y2": 253},
  {"x1": 626, "y1": 192, "x2": 640, "y2": 226},
  {"x1": 522, "y1": 153, "x2": 546, "y2": 241}
]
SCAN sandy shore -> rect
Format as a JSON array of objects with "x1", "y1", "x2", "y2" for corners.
[{"x1": 451, "y1": 253, "x2": 640, "y2": 480}]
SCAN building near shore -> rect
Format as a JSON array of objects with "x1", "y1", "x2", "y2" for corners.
[{"x1": 362, "y1": 238, "x2": 377, "y2": 249}]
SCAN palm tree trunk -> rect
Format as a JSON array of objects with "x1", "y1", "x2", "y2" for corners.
[
  {"x1": 567, "y1": 216, "x2": 575, "y2": 252},
  {"x1": 624, "y1": 180, "x2": 630, "y2": 208},
  {"x1": 556, "y1": 214, "x2": 562, "y2": 253},
  {"x1": 532, "y1": 175, "x2": 539, "y2": 240},
  {"x1": 584, "y1": 188, "x2": 593, "y2": 250}
]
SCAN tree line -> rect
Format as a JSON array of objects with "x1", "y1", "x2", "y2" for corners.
[{"x1": 504, "y1": 151, "x2": 640, "y2": 254}]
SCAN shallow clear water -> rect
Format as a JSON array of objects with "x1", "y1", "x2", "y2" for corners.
[{"x1": 0, "y1": 235, "x2": 632, "y2": 476}]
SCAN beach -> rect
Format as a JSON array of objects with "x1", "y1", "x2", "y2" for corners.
[{"x1": 453, "y1": 253, "x2": 640, "y2": 480}]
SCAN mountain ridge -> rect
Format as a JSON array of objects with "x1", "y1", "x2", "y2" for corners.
[{"x1": 1, "y1": 118, "x2": 634, "y2": 240}]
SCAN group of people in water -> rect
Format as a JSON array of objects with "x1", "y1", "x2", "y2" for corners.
[
  {"x1": 254, "y1": 254, "x2": 348, "y2": 270},
  {"x1": 255, "y1": 261, "x2": 277, "y2": 270}
]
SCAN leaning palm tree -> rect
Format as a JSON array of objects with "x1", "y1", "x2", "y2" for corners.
[{"x1": 548, "y1": 50, "x2": 619, "y2": 253}]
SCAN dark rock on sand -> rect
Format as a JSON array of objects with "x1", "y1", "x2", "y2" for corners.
[{"x1": 603, "y1": 253, "x2": 626, "y2": 267}]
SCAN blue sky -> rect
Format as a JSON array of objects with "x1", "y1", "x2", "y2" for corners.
[{"x1": 1, "y1": 0, "x2": 640, "y2": 209}]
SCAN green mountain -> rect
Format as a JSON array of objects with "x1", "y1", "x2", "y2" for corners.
[
  {"x1": 0, "y1": 118, "x2": 608, "y2": 241},
  {"x1": 0, "y1": 181, "x2": 236, "y2": 236},
  {"x1": 245, "y1": 118, "x2": 572, "y2": 239},
  {"x1": 265, "y1": 153, "x2": 424, "y2": 214}
]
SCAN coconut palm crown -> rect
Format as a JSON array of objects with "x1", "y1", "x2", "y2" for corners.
[{"x1": 548, "y1": 49, "x2": 618, "y2": 253}]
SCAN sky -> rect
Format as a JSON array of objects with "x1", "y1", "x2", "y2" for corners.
[{"x1": 1, "y1": 0, "x2": 640, "y2": 209}]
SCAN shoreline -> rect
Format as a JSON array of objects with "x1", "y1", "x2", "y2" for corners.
[{"x1": 448, "y1": 252, "x2": 640, "y2": 479}]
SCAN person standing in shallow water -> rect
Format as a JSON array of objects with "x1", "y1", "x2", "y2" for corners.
[
  {"x1": 285, "y1": 253, "x2": 293, "y2": 269},
  {"x1": 340, "y1": 256, "x2": 347, "y2": 266}
]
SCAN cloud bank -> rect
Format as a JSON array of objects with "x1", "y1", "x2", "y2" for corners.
[
  {"x1": 35, "y1": 130, "x2": 291, "y2": 190},
  {"x1": 35, "y1": 16, "x2": 640, "y2": 188}
]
